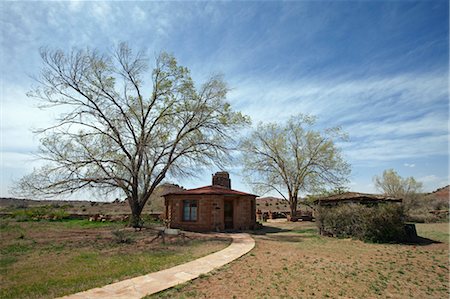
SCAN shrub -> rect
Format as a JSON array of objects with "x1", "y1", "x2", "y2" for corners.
[
  {"x1": 111, "y1": 230, "x2": 134, "y2": 244},
  {"x1": 11, "y1": 206, "x2": 69, "y2": 221},
  {"x1": 406, "y1": 197, "x2": 449, "y2": 223},
  {"x1": 316, "y1": 203, "x2": 406, "y2": 243},
  {"x1": 430, "y1": 197, "x2": 449, "y2": 211},
  {"x1": 49, "y1": 209, "x2": 70, "y2": 220}
]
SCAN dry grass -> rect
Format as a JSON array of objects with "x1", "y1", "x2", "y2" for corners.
[
  {"x1": 0, "y1": 219, "x2": 230, "y2": 299},
  {"x1": 153, "y1": 221, "x2": 449, "y2": 299}
]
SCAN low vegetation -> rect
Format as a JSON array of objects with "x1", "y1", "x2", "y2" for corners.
[
  {"x1": 0, "y1": 219, "x2": 230, "y2": 299},
  {"x1": 373, "y1": 170, "x2": 449, "y2": 223},
  {"x1": 316, "y1": 203, "x2": 406, "y2": 242},
  {"x1": 9, "y1": 205, "x2": 70, "y2": 221},
  {"x1": 407, "y1": 195, "x2": 449, "y2": 223},
  {"x1": 152, "y1": 221, "x2": 449, "y2": 299}
]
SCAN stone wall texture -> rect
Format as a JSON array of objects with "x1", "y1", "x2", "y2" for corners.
[{"x1": 165, "y1": 194, "x2": 256, "y2": 232}]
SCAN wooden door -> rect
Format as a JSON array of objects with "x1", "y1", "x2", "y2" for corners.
[{"x1": 224, "y1": 200, "x2": 234, "y2": 229}]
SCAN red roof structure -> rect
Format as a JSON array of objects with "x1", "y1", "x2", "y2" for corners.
[
  {"x1": 315, "y1": 192, "x2": 402, "y2": 205},
  {"x1": 164, "y1": 185, "x2": 257, "y2": 197}
]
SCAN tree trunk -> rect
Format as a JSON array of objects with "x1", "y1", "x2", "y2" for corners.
[
  {"x1": 289, "y1": 195, "x2": 298, "y2": 221},
  {"x1": 128, "y1": 197, "x2": 144, "y2": 229}
]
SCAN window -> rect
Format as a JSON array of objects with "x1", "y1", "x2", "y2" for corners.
[{"x1": 183, "y1": 200, "x2": 198, "y2": 221}]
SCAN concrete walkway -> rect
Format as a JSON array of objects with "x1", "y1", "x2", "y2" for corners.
[{"x1": 58, "y1": 233, "x2": 255, "y2": 299}]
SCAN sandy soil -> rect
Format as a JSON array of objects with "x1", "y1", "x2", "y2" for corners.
[{"x1": 153, "y1": 221, "x2": 449, "y2": 299}]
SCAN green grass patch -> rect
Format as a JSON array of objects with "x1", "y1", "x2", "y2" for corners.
[
  {"x1": 1, "y1": 243, "x2": 32, "y2": 255},
  {"x1": 0, "y1": 219, "x2": 25, "y2": 233},
  {"x1": 0, "y1": 219, "x2": 229, "y2": 299},
  {"x1": 0, "y1": 256, "x2": 18, "y2": 270},
  {"x1": 291, "y1": 228, "x2": 318, "y2": 235},
  {"x1": 42, "y1": 243, "x2": 66, "y2": 253},
  {"x1": 59, "y1": 219, "x2": 125, "y2": 228},
  {"x1": 11, "y1": 206, "x2": 70, "y2": 221},
  {"x1": 1, "y1": 246, "x2": 222, "y2": 299}
]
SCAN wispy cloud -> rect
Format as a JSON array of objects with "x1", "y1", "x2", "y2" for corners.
[
  {"x1": 229, "y1": 71, "x2": 447, "y2": 123},
  {"x1": 228, "y1": 70, "x2": 448, "y2": 166},
  {"x1": 0, "y1": 1, "x2": 447, "y2": 197}
]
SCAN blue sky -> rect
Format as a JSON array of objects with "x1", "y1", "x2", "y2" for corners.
[{"x1": 0, "y1": 0, "x2": 448, "y2": 199}]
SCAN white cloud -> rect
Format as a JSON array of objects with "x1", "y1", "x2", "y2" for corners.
[
  {"x1": 344, "y1": 134, "x2": 448, "y2": 162},
  {"x1": 132, "y1": 5, "x2": 147, "y2": 23},
  {"x1": 0, "y1": 82, "x2": 74, "y2": 197},
  {"x1": 0, "y1": 151, "x2": 43, "y2": 197},
  {"x1": 228, "y1": 71, "x2": 448, "y2": 164},
  {"x1": 68, "y1": 0, "x2": 83, "y2": 13},
  {"x1": 229, "y1": 71, "x2": 447, "y2": 125},
  {"x1": 91, "y1": 2, "x2": 112, "y2": 23},
  {"x1": 404, "y1": 163, "x2": 415, "y2": 168}
]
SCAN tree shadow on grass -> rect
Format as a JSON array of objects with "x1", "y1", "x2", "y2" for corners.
[
  {"x1": 249, "y1": 225, "x2": 323, "y2": 243},
  {"x1": 250, "y1": 225, "x2": 292, "y2": 235},
  {"x1": 260, "y1": 234, "x2": 306, "y2": 243}
]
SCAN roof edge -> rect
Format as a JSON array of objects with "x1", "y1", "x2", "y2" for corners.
[{"x1": 163, "y1": 185, "x2": 258, "y2": 197}]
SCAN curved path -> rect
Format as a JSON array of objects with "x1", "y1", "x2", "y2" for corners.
[{"x1": 59, "y1": 233, "x2": 255, "y2": 299}]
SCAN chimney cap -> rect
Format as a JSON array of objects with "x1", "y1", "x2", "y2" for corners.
[
  {"x1": 213, "y1": 171, "x2": 229, "y2": 176},
  {"x1": 212, "y1": 171, "x2": 231, "y2": 189}
]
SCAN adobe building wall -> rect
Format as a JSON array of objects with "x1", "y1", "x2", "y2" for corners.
[
  {"x1": 165, "y1": 194, "x2": 219, "y2": 231},
  {"x1": 231, "y1": 195, "x2": 256, "y2": 230},
  {"x1": 165, "y1": 194, "x2": 256, "y2": 232}
]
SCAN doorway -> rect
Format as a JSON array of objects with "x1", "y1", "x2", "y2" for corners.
[{"x1": 224, "y1": 200, "x2": 234, "y2": 229}]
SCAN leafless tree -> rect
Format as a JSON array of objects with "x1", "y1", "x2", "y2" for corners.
[
  {"x1": 16, "y1": 43, "x2": 249, "y2": 227},
  {"x1": 240, "y1": 114, "x2": 350, "y2": 219}
]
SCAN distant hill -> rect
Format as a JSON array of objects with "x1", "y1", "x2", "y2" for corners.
[
  {"x1": 0, "y1": 183, "x2": 184, "y2": 215},
  {"x1": 146, "y1": 183, "x2": 185, "y2": 212},
  {"x1": 256, "y1": 197, "x2": 290, "y2": 213},
  {"x1": 427, "y1": 185, "x2": 449, "y2": 201}
]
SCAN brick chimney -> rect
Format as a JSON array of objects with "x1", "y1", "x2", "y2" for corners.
[{"x1": 212, "y1": 171, "x2": 231, "y2": 189}]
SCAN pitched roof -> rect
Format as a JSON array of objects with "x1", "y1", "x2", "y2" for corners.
[
  {"x1": 315, "y1": 192, "x2": 402, "y2": 204},
  {"x1": 163, "y1": 185, "x2": 257, "y2": 197}
]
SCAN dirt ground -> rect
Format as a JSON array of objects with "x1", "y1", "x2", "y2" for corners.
[
  {"x1": 2, "y1": 220, "x2": 224, "y2": 250},
  {"x1": 153, "y1": 221, "x2": 449, "y2": 299}
]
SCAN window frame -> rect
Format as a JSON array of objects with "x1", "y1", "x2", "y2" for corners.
[{"x1": 182, "y1": 199, "x2": 198, "y2": 222}]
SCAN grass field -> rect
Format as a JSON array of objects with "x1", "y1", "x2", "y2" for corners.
[
  {"x1": 152, "y1": 221, "x2": 449, "y2": 299},
  {"x1": 0, "y1": 219, "x2": 230, "y2": 299}
]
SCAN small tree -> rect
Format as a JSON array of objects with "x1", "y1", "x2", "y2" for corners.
[
  {"x1": 373, "y1": 169, "x2": 423, "y2": 212},
  {"x1": 240, "y1": 114, "x2": 350, "y2": 219},
  {"x1": 15, "y1": 43, "x2": 249, "y2": 227}
]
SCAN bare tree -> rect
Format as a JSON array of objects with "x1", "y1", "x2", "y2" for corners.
[
  {"x1": 16, "y1": 43, "x2": 249, "y2": 227},
  {"x1": 240, "y1": 114, "x2": 350, "y2": 219}
]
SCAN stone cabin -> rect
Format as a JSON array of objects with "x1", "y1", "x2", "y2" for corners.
[{"x1": 163, "y1": 172, "x2": 257, "y2": 232}]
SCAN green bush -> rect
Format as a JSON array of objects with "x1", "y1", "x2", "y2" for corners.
[
  {"x1": 316, "y1": 203, "x2": 406, "y2": 243},
  {"x1": 11, "y1": 206, "x2": 69, "y2": 221}
]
